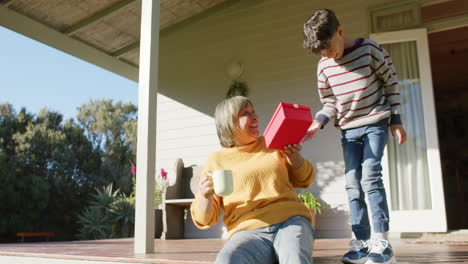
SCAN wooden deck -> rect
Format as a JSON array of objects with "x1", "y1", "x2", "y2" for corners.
[{"x1": 0, "y1": 238, "x2": 467, "y2": 263}]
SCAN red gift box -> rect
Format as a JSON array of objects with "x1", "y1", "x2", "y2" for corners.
[{"x1": 263, "y1": 102, "x2": 313, "y2": 150}]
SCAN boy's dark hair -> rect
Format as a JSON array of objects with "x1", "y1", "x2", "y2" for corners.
[{"x1": 303, "y1": 9, "x2": 340, "y2": 54}]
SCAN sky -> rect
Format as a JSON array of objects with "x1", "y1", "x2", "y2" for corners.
[{"x1": 0, "y1": 26, "x2": 138, "y2": 121}]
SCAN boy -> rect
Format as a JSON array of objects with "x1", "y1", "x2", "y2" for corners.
[{"x1": 302, "y1": 8, "x2": 407, "y2": 264}]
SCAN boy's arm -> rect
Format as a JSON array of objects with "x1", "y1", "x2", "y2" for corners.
[
  {"x1": 372, "y1": 44, "x2": 401, "y2": 125},
  {"x1": 315, "y1": 70, "x2": 338, "y2": 126},
  {"x1": 371, "y1": 43, "x2": 407, "y2": 144},
  {"x1": 303, "y1": 69, "x2": 338, "y2": 142}
]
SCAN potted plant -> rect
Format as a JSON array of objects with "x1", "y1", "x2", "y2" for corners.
[
  {"x1": 226, "y1": 80, "x2": 248, "y2": 98},
  {"x1": 298, "y1": 191, "x2": 322, "y2": 230}
]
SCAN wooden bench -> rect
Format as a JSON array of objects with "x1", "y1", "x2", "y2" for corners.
[
  {"x1": 161, "y1": 159, "x2": 202, "y2": 239},
  {"x1": 164, "y1": 198, "x2": 195, "y2": 207},
  {"x1": 16, "y1": 232, "x2": 55, "y2": 242}
]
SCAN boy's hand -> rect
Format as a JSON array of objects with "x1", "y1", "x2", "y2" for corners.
[
  {"x1": 302, "y1": 120, "x2": 323, "y2": 142},
  {"x1": 390, "y1": 124, "x2": 407, "y2": 144},
  {"x1": 198, "y1": 172, "x2": 215, "y2": 199},
  {"x1": 282, "y1": 144, "x2": 304, "y2": 169}
]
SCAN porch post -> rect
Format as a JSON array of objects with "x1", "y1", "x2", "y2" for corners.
[{"x1": 134, "y1": 0, "x2": 160, "y2": 254}]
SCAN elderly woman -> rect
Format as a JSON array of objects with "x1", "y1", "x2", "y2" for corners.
[{"x1": 190, "y1": 96, "x2": 316, "y2": 264}]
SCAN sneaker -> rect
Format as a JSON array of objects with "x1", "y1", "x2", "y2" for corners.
[
  {"x1": 342, "y1": 239, "x2": 369, "y2": 264},
  {"x1": 364, "y1": 239, "x2": 397, "y2": 264}
]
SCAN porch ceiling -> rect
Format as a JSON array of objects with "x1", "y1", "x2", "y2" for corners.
[{"x1": 0, "y1": 0, "x2": 227, "y2": 81}]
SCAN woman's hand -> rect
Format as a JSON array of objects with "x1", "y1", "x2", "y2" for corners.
[
  {"x1": 198, "y1": 172, "x2": 215, "y2": 200},
  {"x1": 282, "y1": 144, "x2": 304, "y2": 169},
  {"x1": 196, "y1": 172, "x2": 216, "y2": 215}
]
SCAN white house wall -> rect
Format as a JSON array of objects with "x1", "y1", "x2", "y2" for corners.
[
  {"x1": 156, "y1": 0, "x2": 398, "y2": 238},
  {"x1": 155, "y1": 94, "x2": 220, "y2": 172}
]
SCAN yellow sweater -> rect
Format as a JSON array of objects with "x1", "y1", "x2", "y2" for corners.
[{"x1": 190, "y1": 136, "x2": 315, "y2": 239}]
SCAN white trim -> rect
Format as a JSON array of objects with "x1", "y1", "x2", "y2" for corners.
[
  {"x1": 371, "y1": 28, "x2": 447, "y2": 232},
  {"x1": 134, "y1": 0, "x2": 160, "y2": 254},
  {"x1": 0, "y1": 5, "x2": 138, "y2": 82}
]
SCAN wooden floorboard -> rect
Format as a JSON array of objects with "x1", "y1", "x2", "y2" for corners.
[{"x1": 0, "y1": 238, "x2": 467, "y2": 263}]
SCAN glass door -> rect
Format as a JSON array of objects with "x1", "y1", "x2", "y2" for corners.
[{"x1": 371, "y1": 28, "x2": 447, "y2": 232}]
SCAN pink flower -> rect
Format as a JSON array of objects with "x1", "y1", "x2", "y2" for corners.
[
  {"x1": 160, "y1": 168, "x2": 168, "y2": 180},
  {"x1": 131, "y1": 166, "x2": 136, "y2": 175}
]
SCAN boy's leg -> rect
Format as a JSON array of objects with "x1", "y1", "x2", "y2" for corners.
[
  {"x1": 215, "y1": 227, "x2": 276, "y2": 264},
  {"x1": 342, "y1": 128, "x2": 371, "y2": 241},
  {"x1": 273, "y1": 216, "x2": 314, "y2": 264},
  {"x1": 361, "y1": 124, "x2": 396, "y2": 264},
  {"x1": 361, "y1": 124, "x2": 390, "y2": 234}
]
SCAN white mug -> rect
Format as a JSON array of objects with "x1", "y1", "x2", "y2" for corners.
[{"x1": 212, "y1": 170, "x2": 233, "y2": 196}]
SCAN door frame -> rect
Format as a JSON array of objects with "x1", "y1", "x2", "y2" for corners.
[{"x1": 370, "y1": 28, "x2": 447, "y2": 232}]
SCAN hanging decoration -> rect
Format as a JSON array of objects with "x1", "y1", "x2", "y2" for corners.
[{"x1": 226, "y1": 80, "x2": 248, "y2": 98}]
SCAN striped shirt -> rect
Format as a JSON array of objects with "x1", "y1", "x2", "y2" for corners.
[{"x1": 315, "y1": 38, "x2": 402, "y2": 130}]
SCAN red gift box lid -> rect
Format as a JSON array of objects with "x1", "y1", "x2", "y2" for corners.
[{"x1": 263, "y1": 102, "x2": 313, "y2": 150}]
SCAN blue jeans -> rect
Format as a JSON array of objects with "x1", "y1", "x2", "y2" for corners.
[
  {"x1": 215, "y1": 216, "x2": 314, "y2": 264},
  {"x1": 341, "y1": 123, "x2": 390, "y2": 241}
]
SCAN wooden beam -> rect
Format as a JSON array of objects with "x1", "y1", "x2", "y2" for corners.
[
  {"x1": 426, "y1": 14, "x2": 468, "y2": 33},
  {"x1": 134, "y1": 0, "x2": 159, "y2": 254},
  {"x1": 0, "y1": 5, "x2": 138, "y2": 82},
  {"x1": 63, "y1": 0, "x2": 137, "y2": 36},
  {"x1": 112, "y1": 41, "x2": 140, "y2": 58},
  {"x1": 2, "y1": 0, "x2": 17, "y2": 7}
]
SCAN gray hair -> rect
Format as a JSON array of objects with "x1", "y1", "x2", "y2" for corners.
[{"x1": 214, "y1": 96, "x2": 253, "y2": 148}]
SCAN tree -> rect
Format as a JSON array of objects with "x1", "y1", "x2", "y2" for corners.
[
  {"x1": 0, "y1": 105, "x2": 49, "y2": 241},
  {"x1": 0, "y1": 100, "x2": 138, "y2": 241},
  {"x1": 0, "y1": 104, "x2": 102, "y2": 241},
  {"x1": 77, "y1": 100, "x2": 137, "y2": 194}
]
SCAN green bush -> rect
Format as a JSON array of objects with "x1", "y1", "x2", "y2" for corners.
[
  {"x1": 77, "y1": 207, "x2": 113, "y2": 240},
  {"x1": 112, "y1": 194, "x2": 135, "y2": 238},
  {"x1": 77, "y1": 184, "x2": 135, "y2": 240}
]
